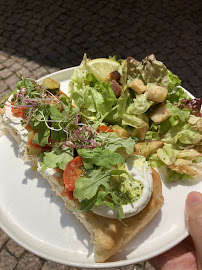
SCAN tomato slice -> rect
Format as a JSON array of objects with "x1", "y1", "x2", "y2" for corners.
[
  {"x1": 98, "y1": 125, "x2": 114, "y2": 132},
  {"x1": 63, "y1": 156, "x2": 83, "y2": 191}
]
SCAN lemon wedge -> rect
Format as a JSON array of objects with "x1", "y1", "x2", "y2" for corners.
[{"x1": 86, "y1": 58, "x2": 120, "y2": 82}]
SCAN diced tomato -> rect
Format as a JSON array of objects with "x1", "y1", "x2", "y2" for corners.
[
  {"x1": 98, "y1": 125, "x2": 114, "y2": 132},
  {"x1": 58, "y1": 90, "x2": 67, "y2": 96},
  {"x1": 25, "y1": 124, "x2": 31, "y2": 131},
  {"x1": 61, "y1": 189, "x2": 74, "y2": 200},
  {"x1": 11, "y1": 106, "x2": 27, "y2": 119},
  {"x1": 63, "y1": 156, "x2": 83, "y2": 191},
  {"x1": 28, "y1": 131, "x2": 42, "y2": 150}
]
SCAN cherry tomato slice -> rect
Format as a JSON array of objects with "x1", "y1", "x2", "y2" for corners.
[{"x1": 63, "y1": 156, "x2": 83, "y2": 191}]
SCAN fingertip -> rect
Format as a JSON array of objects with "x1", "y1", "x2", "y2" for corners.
[{"x1": 186, "y1": 191, "x2": 202, "y2": 210}]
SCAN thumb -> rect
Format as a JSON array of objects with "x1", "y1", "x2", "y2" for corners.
[{"x1": 185, "y1": 191, "x2": 202, "y2": 270}]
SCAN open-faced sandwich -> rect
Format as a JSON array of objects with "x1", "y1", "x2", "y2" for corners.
[{"x1": 0, "y1": 54, "x2": 201, "y2": 263}]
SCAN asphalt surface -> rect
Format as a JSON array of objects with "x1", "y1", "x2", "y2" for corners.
[{"x1": 0, "y1": 0, "x2": 201, "y2": 269}]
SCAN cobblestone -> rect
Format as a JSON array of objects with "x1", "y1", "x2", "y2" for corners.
[
  {"x1": 0, "y1": 0, "x2": 201, "y2": 269},
  {"x1": 15, "y1": 252, "x2": 43, "y2": 270},
  {"x1": 0, "y1": 79, "x2": 8, "y2": 94},
  {"x1": 41, "y1": 260, "x2": 68, "y2": 270},
  {"x1": 0, "y1": 68, "x2": 13, "y2": 79},
  {"x1": 0, "y1": 229, "x2": 9, "y2": 249},
  {"x1": 5, "y1": 74, "x2": 20, "y2": 89},
  {"x1": 6, "y1": 239, "x2": 25, "y2": 258},
  {"x1": 9, "y1": 62, "x2": 22, "y2": 72},
  {"x1": 0, "y1": 53, "x2": 7, "y2": 63},
  {"x1": 0, "y1": 248, "x2": 17, "y2": 270}
]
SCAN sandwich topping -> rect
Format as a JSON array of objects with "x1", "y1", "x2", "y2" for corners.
[
  {"x1": 1, "y1": 54, "x2": 202, "y2": 221},
  {"x1": 93, "y1": 155, "x2": 153, "y2": 219}
]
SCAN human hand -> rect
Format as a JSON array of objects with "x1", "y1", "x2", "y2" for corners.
[{"x1": 149, "y1": 191, "x2": 202, "y2": 270}]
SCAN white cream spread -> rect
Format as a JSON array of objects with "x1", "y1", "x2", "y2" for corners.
[
  {"x1": 3, "y1": 104, "x2": 28, "y2": 159},
  {"x1": 93, "y1": 155, "x2": 153, "y2": 219},
  {"x1": 37, "y1": 162, "x2": 61, "y2": 177}
]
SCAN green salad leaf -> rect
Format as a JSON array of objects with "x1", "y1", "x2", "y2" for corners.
[
  {"x1": 126, "y1": 93, "x2": 153, "y2": 115},
  {"x1": 174, "y1": 130, "x2": 202, "y2": 145},
  {"x1": 77, "y1": 147, "x2": 125, "y2": 170},
  {"x1": 73, "y1": 170, "x2": 111, "y2": 200},
  {"x1": 103, "y1": 132, "x2": 136, "y2": 155},
  {"x1": 166, "y1": 168, "x2": 193, "y2": 182},
  {"x1": 42, "y1": 146, "x2": 74, "y2": 170}
]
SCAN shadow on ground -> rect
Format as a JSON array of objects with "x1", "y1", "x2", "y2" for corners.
[{"x1": 0, "y1": 0, "x2": 201, "y2": 97}]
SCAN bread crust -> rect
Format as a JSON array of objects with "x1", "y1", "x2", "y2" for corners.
[
  {"x1": 72, "y1": 168, "x2": 163, "y2": 262},
  {"x1": 0, "y1": 110, "x2": 164, "y2": 263}
]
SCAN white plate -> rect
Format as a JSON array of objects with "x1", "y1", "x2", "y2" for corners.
[{"x1": 0, "y1": 67, "x2": 201, "y2": 268}]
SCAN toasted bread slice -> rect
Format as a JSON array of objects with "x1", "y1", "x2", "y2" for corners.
[{"x1": 0, "y1": 109, "x2": 164, "y2": 263}]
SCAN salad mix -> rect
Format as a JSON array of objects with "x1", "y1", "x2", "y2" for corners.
[{"x1": 1, "y1": 54, "x2": 202, "y2": 220}]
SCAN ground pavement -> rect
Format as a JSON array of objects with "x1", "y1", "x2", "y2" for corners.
[{"x1": 0, "y1": 0, "x2": 201, "y2": 269}]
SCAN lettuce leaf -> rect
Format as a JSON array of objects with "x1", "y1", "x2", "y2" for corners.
[
  {"x1": 123, "y1": 54, "x2": 168, "y2": 87},
  {"x1": 122, "y1": 113, "x2": 148, "y2": 129},
  {"x1": 174, "y1": 130, "x2": 202, "y2": 144},
  {"x1": 166, "y1": 168, "x2": 193, "y2": 182},
  {"x1": 157, "y1": 144, "x2": 178, "y2": 166},
  {"x1": 167, "y1": 70, "x2": 181, "y2": 92},
  {"x1": 150, "y1": 103, "x2": 190, "y2": 135},
  {"x1": 149, "y1": 153, "x2": 164, "y2": 168},
  {"x1": 126, "y1": 93, "x2": 153, "y2": 115},
  {"x1": 145, "y1": 131, "x2": 159, "y2": 141},
  {"x1": 71, "y1": 55, "x2": 117, "y2": 118},
  {"x1": 104, "y1": 133, "x2": 136, "y2": 155},
  {"x1": 117, "y1": 87, "x2": 132, "y2": 118},
  {"x1": 166, "y1": 69, "x2": 191, "y2": 104}
]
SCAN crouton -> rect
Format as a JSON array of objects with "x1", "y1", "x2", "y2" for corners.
[
  {"x1": 146, "y1": 83, "x2": 168, "y2": 102},
  {"x1": 109, "y1": 71, "x2": 121, "y2": 81},
  {"x1": 112, "y1": 125, "x2": 128, "y2": 138},
  {"x1": 134, "y1": 141, "x2": 164, "y2": 158},
  {"x1": 111, "y1": 80, "x2": 122, "y2": 98},
  {"x1": 133, "y1": 125, "x2": 149, "y2": 142},
  {"x1": 149, "y1": 103, "x2": 172, "y2": 124},
  {"x1": 137, "y1": 123, "x2": 149, "y2": 141},
  {"x1": 130, "y1": 78, "x2": 146, "y2": 94},
  {"x1": 42, "y1": 77, "x2": 60, "y2": 95}
]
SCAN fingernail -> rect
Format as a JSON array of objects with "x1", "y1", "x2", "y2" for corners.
[{"x1": 186, "y1": 192, "x2": 202, "y2": 209}]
